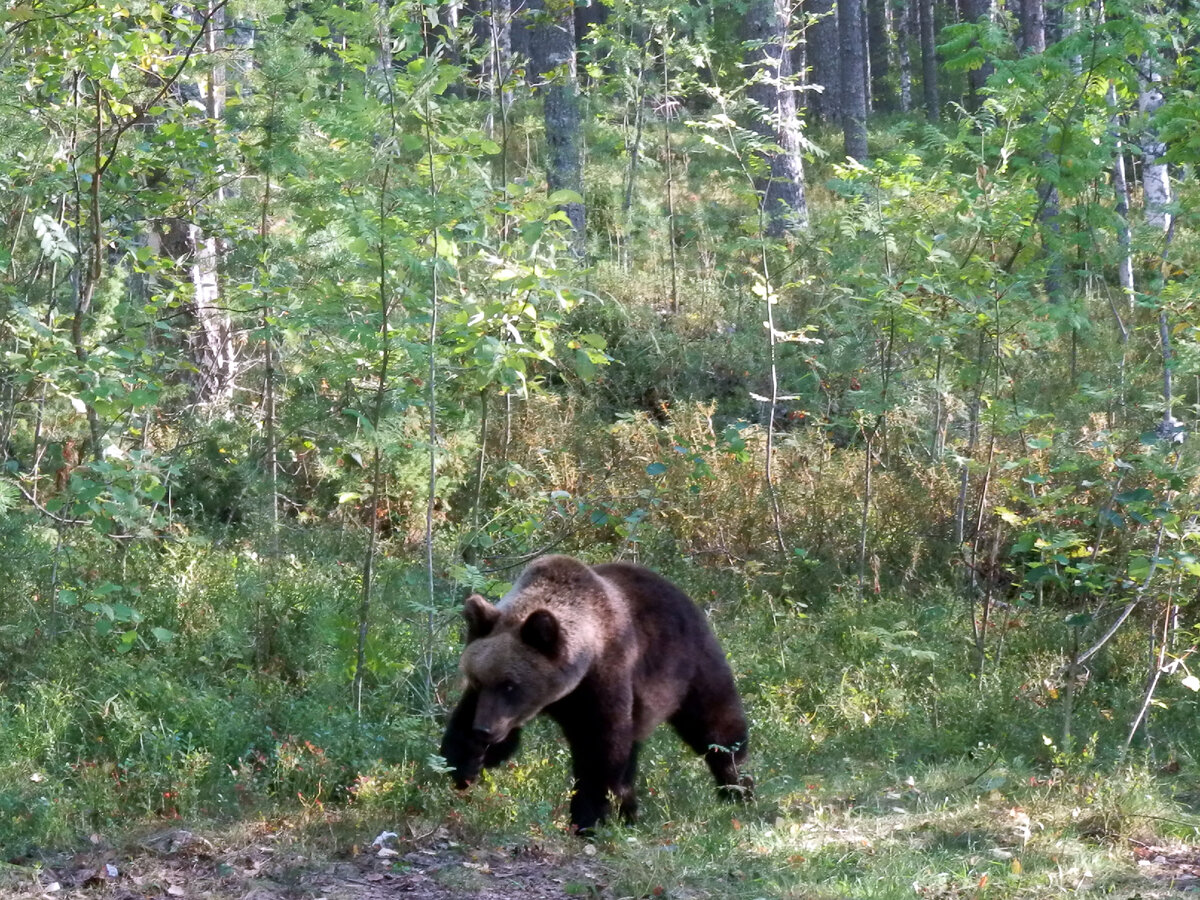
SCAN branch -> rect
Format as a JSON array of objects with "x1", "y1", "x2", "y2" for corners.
[
  {"x1": 14, "y1": 481, "x2": 89, "y2": 526},
  {"x1": 96, "y1": 0, "x2": 231, "y2": 179},
  {"x1": 3, "y1": 0, "x2": 96, "y2": 37}
]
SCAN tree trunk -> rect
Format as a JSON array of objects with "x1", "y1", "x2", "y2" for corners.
[
  {"x1": 743, "y1": 0, "x2": 809, "y2": 234},
  {"x1": 535, "y1": 0, "x2": 586, "y2": 258},
  {"x1": 154, "y1": 221, "x2": 236, "y2": 407},
  {"x1": 918, "y1": 0, "x2": 939, "y2": 120},
  {"x1": 964, "y1": 0, "x2": 993, "y2": 111},
  {"x1": 897, "y1": 0, "x2": 913, "y2": 112},
  {"x1": 204, "y1": 0, "x2": 226, "y2": 126},
  {"x1": 1023, "y1": 0, "x2": 1059, "y2": 301},
  {"x1": 807, "y1": 0, "x2": 842, "y2": 124},
  {"x1": 480, "y1": 0, "x2": 513, "y2": 138},
  {"x1": 867, "y1": 0, "x2": 892, "y2": 111},
  {"x1": 839, "y1": 0, "x2": 869, "y2": 158},
  {"x1": 1109, "y1": 83, "x2": 1134, "y2": 312},
  {"x1": 510, "y1": 0, "x2": 532, "y2": 84},
  {"x1": 574, "y1": 0, "x2": 608, "y2": 49},
  {"x1": 1139, "y1": 63, "x2": 1171, "y2": 234},
  {"x1": 1020, "y1": 0, "x2": 1045, "y2": 53}
]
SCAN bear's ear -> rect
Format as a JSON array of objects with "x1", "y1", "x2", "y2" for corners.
[
  {"x1": 463, "y1": 594, "x2": 501, "y2": 642},
  {"x1": 519, "y1": 609, "x2": 561, "y2": 658}
]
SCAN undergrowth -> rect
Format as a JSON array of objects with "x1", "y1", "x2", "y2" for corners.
[{"x1": 3, "y1": 523, "x2": 1198, "y2": 899}]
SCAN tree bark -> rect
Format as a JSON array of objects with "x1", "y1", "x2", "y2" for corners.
[
  {"x1": 897, "y1": 0, "x2": 913, "y2": 112},
  {"x1": 1109, "y1": 83, "x2": 1134, "y2": 311},
  {"x1": 574, "y1": 0, "x2": 608, "y2": 48},
  {"x1": 535, "y1": 0, "x2": 586, "y2": 258},
  {"x1": 1020, "y1": 0, "x2": 1045, "y2": 53},
  {"x1": 479, "y1": 0, "x2": 513, "y2": 138},
  {"x1": 867, "y1": 0, "x2": 892, "y2": 111},
  {"x1": 964, "y1": 0, "x2": 993, "y2": 111},
  {"x1": 807, "y1": 0, "x2": 842, "y2": 124},
  {"x1": 918, "y1": 0, "x2": 939, "y2": 120},
  {"x1": 1139, "y1": 63, "x2": 1171, "y2": 234},
  {"x1": 839, "y1": 0, "x2": 869, "y2": 158},
  {"x1": 743, "y1": 0, "x2": 809, "y2": 234},
  {"x1": 154, "y1": 221, "x2": 236, "y2": 407}
]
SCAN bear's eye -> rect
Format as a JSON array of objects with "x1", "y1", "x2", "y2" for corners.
[{"x1": 499, "y1": 680, "x2": 518, "y2": 698}]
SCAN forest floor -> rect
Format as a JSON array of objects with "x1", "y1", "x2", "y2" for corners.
[
  {"x1": 3, "y1": 815, "x2": 1200, "y2": 900},
  {"x1": 0, "y1": 824, "x2": 607, "y2": 900}
]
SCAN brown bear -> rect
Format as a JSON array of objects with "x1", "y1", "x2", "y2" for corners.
[{"x1": 439, "y1": 554, "x2": 751, "y2": 832}]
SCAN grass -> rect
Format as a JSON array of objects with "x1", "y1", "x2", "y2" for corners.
[
  {"x1": 2, "y1": 534, "x2": 1199, "y2": 897},
  {"x1": 423, "y1": 755, "x2": 1197, "y2": 898}
]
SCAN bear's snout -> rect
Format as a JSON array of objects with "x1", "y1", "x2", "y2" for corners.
[{"x1": 472, "y1": 726, "x2": 502, "y2": 744}]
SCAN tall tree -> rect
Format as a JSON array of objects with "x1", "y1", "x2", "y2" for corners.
[
  {"x1": 742, "y1": 0, "x2": 809, "y2": 234},
  {"x1": 807, "y1": 0, "x2": 843, "y2": 124},
  {"x1": 964, "y1": 0, "x2": 993, "y2": 110},
  {"x1": 917, "y1": 0, "x2": 939, "y2": 119},
  {"x1": 1020, "y1": 0, "x2": 1060, "y2": 302},
  {"x1": 532, "y1": 0, "x2": 586, "y2": 257},
  {"x1": 867, "y1": 0, "x2": 892, "y2": 110},
  {"x1": 1020, "y1": 0, "x2": 1046, "y2": 53},
  {"x1": 477, "y1": 0, "x2": 513, "y2": 138},
  {"x1": 839, "y1": 0, "x2": 869, "y2": 158},
  {"x1": 897, "y1": 0, "x2": 913, "y2": 111},
  {"x1": 1139, "y1": 62, "x2": 1171, "y2": 234}
]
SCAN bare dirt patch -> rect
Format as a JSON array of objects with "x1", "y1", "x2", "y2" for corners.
[
  {"x1": 1, "y1": 828, "x2": 606, "y2": 900},
  {"x1": 1130, "y1": 842, "x2": 1200, "y2": 894}
]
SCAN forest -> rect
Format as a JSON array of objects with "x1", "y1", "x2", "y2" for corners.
[{"x1": 1, "y1": 0, "x2": 1199, "y2": 895}]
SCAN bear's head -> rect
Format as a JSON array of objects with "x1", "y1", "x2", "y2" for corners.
[{"x1": 457, "y1": 593, "x2": 591, "y2": 746}]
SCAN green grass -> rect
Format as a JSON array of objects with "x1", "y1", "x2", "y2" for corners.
[{"x1": 2, "y1": 536, "x2": 1198, "y2": 899}]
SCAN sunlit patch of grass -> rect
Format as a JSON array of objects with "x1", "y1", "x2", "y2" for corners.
[{"x1": 411, "y1": 746, "x2": 1192, "y2": 899}]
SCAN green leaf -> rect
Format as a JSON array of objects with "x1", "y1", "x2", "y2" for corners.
[
  {"x1": 1128, "y1": 557, "x2": 1152, "y2": 581},
  {"x1": 646, "y1": 462, "x2": 668, "y2": 476},
  {"x1": 1115, "y1": 488, "x2": 1153, "y2": 504},
  {"x1": 547, "y1": 189, "x2": 584, "y2": 206},
  {"x1": 151, "y1": 626, "x2": 175, "y2": 644},
  {"x1": 573, "y1": 348, "x2": 596, "y2": 379}
]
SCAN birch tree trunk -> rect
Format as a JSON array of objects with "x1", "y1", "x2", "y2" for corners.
[
  {"x1": 897, "y1": 0, "x2": 913, "y2": 112},
  {"x1": 1108, "y1": 83, "x2": 1134, "y2": 311},
  {"x1": 743, "y1": 0, "x2": 809, "y2": 234},
  {"x1": 147, "y1": 0, "x2": 236, "y2": 410},
  {"x1": 1139, "y1": 63, "x2": 1171, "y2": 234},
  {"x1": 154, "y1": 222, "x2": 236, "y2": 408}
]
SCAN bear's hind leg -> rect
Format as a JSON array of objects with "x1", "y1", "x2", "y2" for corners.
[
  {"x1": 614, "y1": 742, "x2": 641, "y2": 824},
  {"x1": 669, "y1": 689, "x2": 753, "y2": 801}
]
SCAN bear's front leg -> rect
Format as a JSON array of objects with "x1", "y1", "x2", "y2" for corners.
[
  {"x1": 568, "y1": 739, "x2": 633, "y2": 834},
  {"x1": 440, "y1": 688, "x2": 522, "y2": 788},
  {"x1": 555, "y1": 692, "x2": 637, "y2": 833}
]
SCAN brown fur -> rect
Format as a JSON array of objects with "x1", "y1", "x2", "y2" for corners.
[{"x1": 439, "y1": 555, "x2": 751, "y2": 833}]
